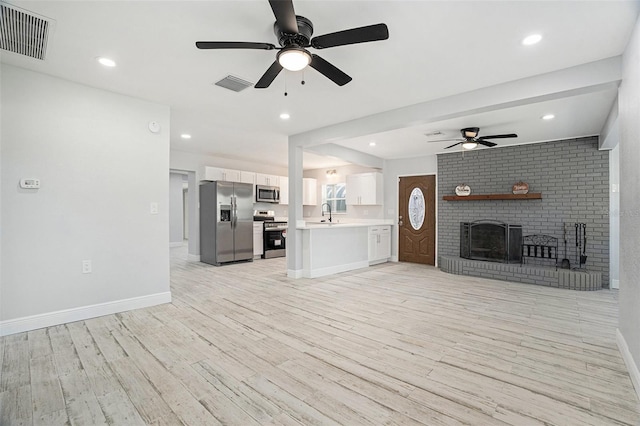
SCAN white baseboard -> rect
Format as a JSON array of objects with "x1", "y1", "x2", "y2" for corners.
[
  {"x1": 611, "y1": 279, "x2": 620, "y2": 289},
  {"x1": 304, "y1": 261, "x2": 369, "y2": 278},
  {"x1": 616, "y1": 328, "x2": 640, "y2": 401},
  {"x1": 187, "y1": 254, "x2": 201, "y2": 262},
  {"x1": 169, "y1": 242, "x2": 184, "y2": 248},
  {"x1": 287, "y1": 269, "x2": 303, "y2": 279},
  {"x1": 0, "y1": 292, "x2": 172, "y2": 337}
]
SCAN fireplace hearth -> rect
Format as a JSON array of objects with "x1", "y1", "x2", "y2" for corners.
[{"x1": 460, "y1": 221, "x2": 522, "y2": 263}]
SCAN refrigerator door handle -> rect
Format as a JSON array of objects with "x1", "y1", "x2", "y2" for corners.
[{"x1": 232, "y1": 195, "x2": 237, "y2": 229}]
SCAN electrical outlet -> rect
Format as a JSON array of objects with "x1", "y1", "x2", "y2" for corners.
[{"x1": 82, "y1": 260, "x2": 92, "y2": 274}]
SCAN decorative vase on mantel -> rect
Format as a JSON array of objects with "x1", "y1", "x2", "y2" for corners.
[
  {"x1": 512, "y1": 181, "x2": 529, "y2": 195},
  {"x1": 455, "y1": 184, "x2": 471, "y2": 196}
]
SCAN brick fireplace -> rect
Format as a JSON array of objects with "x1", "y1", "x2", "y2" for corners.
[{"x1": 437, "y1": 136, "x2": 609, "y2": 288}]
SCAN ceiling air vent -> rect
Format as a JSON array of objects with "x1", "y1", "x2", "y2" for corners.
[
  {"x1": 0, "y1": 3, "x2": 53, "y2": 60},
  {"x1": 214, "y1": 75, "x2": 254, "y2": 92}
]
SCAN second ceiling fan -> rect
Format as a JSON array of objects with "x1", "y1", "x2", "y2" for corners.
[
  {"x1": 196, "y1": 0, "x2": 389, "y2": 88},
  {"x1": 430, "y1": 127, "x2": 518, "y2": 150}
]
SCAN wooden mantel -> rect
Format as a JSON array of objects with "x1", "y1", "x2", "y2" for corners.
[{"x1": 443, "y1": 193, "x2": 542, "y2": 201}]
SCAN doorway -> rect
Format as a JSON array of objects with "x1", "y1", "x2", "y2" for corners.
[{"x1": 398, "y1": 175, "x2": 436, "y2": 265}]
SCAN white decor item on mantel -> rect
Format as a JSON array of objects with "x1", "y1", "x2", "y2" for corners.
[{"x1": 455, "y1": 184, "x2": 471, "y2": 196}]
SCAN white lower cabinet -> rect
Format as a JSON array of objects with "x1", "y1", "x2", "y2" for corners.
[
  {"x1": 369, "y1": 225, "x2": 391, "y2": 264},
  {"x1": 253, "y1": 222, "x2": 263, "y2": 257}
]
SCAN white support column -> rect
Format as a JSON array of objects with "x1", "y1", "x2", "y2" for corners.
[{"x1": 287, "y1": 142, "x2": 304, "y2": 277}]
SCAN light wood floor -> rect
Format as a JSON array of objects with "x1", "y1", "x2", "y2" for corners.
[{"x1": 2, "y1": 246, "x2": 639, "y2": 425}]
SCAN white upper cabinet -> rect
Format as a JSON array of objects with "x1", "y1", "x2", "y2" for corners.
[
  {"x1": 256, "y1": 173, "x2": 279, "y2": 187},
  {"x1": 240, "y1": 171, "x2": 255, "y2": 185},
  {"x1": 278, "y1": 177, "x2": 314, "y2": 205},
  {"x1": 303, "y1": 178, "x2": 317, "y2": 206},
  {"x1": 203, "y1": 166, "x2": 242, "y2": 183},
  {"x1": 279, "y1": 176, "x2": 289, "y2": 205},
  {"x1": 346, "y1": 172, "x2": 383, "y2": 205}
]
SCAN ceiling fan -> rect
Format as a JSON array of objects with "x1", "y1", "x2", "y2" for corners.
[
  {"x1": 195, "y1": 0, "x2": 389, "y2": 88},
  {"x1": 428, "y1": 127, "x2": 518, "y2": 150}
]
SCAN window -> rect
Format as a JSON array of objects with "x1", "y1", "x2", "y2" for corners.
[{"x1": 323, "y1": 183, "x2": 347, "y2": 214}]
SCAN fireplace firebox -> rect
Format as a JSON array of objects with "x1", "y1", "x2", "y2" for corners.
[{"x1": 460, "y1": 221, "x2": 522, "y2": 263}]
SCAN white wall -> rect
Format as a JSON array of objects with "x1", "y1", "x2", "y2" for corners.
[
  {"x1": 169, "y1": 172, "x2": 185, "y2": 245},
  {"x1": 383, "y1": 154, "x2": 438, "y2": 260},
  {"x1": 618, "y1": 13, "x2": 640, "y2": 399},
  {"x1": 0, "y1": 65, "x2": 171, "y2": 335},
  {"x1": 303, "y1": 164, "x2": 383, "y2": 220},
  {"x1": 609, "y1": 144, "x2": 620, "y2": 289}
]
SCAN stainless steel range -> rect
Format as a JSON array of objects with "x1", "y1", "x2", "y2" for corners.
[{"x1": 254, "y1": 210, "x2": 287, "y2": 259}]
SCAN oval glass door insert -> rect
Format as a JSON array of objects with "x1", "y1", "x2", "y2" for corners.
[{"x1": 408, "y1": 187, "x2": 425, "y2": 230}]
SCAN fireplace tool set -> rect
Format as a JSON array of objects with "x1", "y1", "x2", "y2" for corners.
[{"x1": 574, "y1": 222, "x2": 587, "y2": 269}]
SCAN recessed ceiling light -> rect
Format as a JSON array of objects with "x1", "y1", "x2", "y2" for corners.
[
  {"x1": 280, "y1": 113, "x2": 290, "y2": 120},
  {"x1": 522, "y1": 34, "x2": 542, "y2": 46},
  {"x1": 97, "y1": 57, "x2": 116, "y2": 67},
  {"x1": 369, "y1": 142, "x2": 376, "y2": 147},
  {"x1": 542, "y1": 114, "x2": 555, "y2": 120},
  {"x1": 181, "y1": 134, "x2": 192, "y2": 139}
]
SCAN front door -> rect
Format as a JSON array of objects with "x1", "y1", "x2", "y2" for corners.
[{"x1": 398, "y1": 175, "x2": 436, "y2": 265}]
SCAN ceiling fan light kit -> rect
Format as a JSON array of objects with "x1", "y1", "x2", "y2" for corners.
[
  {"x1": 277, "y1": 46, "x2": 311, "y2": 71},
  {"x1": 462, "y1": 141, "x2": 478, "y2": 150},
  {"x1": 196, "y1": 0, "x2": 389, "y2": 88}
]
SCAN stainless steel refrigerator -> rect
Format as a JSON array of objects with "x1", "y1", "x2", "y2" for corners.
[{"x1": 200, "y1": 181, "x2": 253, "y2": 266}]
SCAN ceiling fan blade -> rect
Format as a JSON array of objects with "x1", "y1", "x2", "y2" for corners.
[
  {"x1": 477, "y1": 140, "x2": 498, "y2": 148},
  {"x1": 255, "y1": 61, "x2": 283, "y2": 88},
  {"x1": 269, "y1": 0, "x2": 298, "y2": 35},
  {"x1": 196, "y1": 41, "x2": 277, "y2": 50},
  {"x1": 309, "y1": 54, "x2": 352, "y2": 86},
  {"x1": 445, "y1": 142, "x2": 463, "y2": 149},
  {"x1": 478, "y1": 133, "x2": 518, "y2": 140},
  {"x1": 427, "y1": 138, "x2": 462, "y2": 143},
  {"x1": 311, "y1": 23, "x2": 389, "y2": 49}
]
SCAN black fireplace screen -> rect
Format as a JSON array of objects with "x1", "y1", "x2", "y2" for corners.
[{"x1": 460, "y1": 221, "x2": 522, "y2": 263}]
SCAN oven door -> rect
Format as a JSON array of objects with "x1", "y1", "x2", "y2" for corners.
[
  {"x1": 263, "y1": 228, "x2": 286, "y2": 258},
  {"x1": 256, "y1": 185, "x2": 280, "y2": 203}
]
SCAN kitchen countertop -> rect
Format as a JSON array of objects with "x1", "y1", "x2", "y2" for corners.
[{"x1": 296, "y1": 220, "x2": 394, "y2": 230}]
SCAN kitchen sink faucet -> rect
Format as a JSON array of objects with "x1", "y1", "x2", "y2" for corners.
[{"x1": 321, "y1": 203, "x2": 332, "y2": 223}]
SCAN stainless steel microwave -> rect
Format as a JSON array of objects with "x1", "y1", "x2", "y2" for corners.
[{"x1": 256, "y1": 185, "x2": 280, "y2": 203}]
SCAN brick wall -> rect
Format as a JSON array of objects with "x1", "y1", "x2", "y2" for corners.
[{"x1": 437, "y1": 137, "x2": 610, "y2": 287}]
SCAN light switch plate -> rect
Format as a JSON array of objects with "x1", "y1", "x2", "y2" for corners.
[{"x1": 150, "y1": 202, "x2": 159, "y2": 214}]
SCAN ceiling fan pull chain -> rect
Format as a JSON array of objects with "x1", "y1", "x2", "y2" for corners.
[
  {"x1": 301, "y1": 69, "x2": 306, "y2": 85},
  {"x1": 284, "y1": 71, "x2": 288, "y2": 96}
]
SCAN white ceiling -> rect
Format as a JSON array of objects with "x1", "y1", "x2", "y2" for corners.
[{"x1": 3, "y1": 1, "x2": 638, "y2": 170}]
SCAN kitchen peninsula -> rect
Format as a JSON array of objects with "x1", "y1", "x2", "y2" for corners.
[{"x1": 296, "y1": 221, "x2": 393, "y2": 278}]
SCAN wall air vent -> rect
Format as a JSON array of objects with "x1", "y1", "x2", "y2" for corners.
[
  {"x1": 0, "y1": 3, "x2": 53, "y2": 60},
  {"x1": 214, "y1": 75, "x2": 254, "y2": 92}
]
